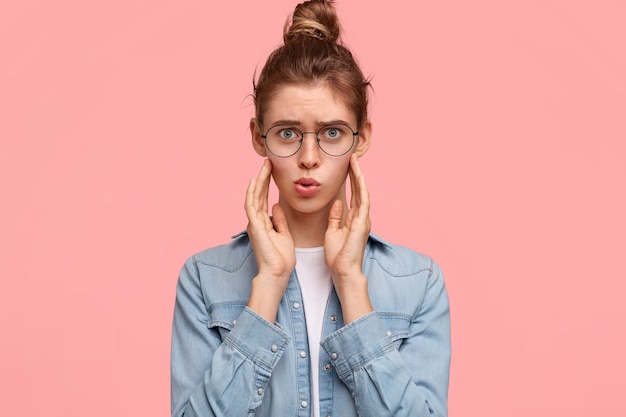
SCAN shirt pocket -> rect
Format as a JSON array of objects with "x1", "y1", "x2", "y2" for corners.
[
  {"x1": 207, "y1": 302, "x2": 247, "y2": 340},
  {"x1": 378, "y1": 313, "x2": 411, "y2": 349}
]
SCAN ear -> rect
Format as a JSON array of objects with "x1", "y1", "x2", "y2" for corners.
[
  {"x1": 354, "y1": 120, "x2": 372, "y2": 157},
  {"x1": 250, "y1": 118, "x2": 267, "y2": 157}
]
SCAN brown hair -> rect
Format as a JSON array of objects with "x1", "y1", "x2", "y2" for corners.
[{"x1": 253, "y1": 0, "x2": 371, "y2": 129}]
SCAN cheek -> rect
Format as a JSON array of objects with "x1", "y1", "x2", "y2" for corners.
[
  {"x1": 267, "y1": 157, "x2": 290, "y2": 183},
  {"x1": 332, "y1": 158, "x2": 351, "y2": 179}
]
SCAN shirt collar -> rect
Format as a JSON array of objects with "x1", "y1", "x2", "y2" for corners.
[{"x1": 231, "y1": 229, "x2": 391, "y2": 249}]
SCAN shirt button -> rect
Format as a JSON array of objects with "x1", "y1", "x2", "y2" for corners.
[
  {"x1": 386, "y1": 331, "x2": 392, "y2": 337},
  {"x1": 299, "y1": 351, "x2": 307, "y2": 358},
  {"x1": 330, "y1": 315, "x2": 337, "y2": 322},
  {"x1": 232, "y1": 320, "x2": 237, "y2": 326},
  {"x1": 271, "y1": 344, "x2": 278, "y2": 353},
  {"x1": 300, "y1": 400, "x2": 308, "y2": 408},
  {"x1": 323, "y1": 363, "x2": 331, "y2": 371},
  {"x1": 292, "y1": 302, "x2": 300, "y2": 309},
  {"x1": 330, "y1": 352, "x2": 338, "y2": 360},
  {"x1": 257, "y1": 388, "x2": 263, "y2": 395}
]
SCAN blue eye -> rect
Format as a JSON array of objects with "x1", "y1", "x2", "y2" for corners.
[
  {"x1": 279, "y1": 128, "x2": 297, "y2": 140},
  {"x1": 321, "y1": 126, "x2": 345, "y2": 140}
]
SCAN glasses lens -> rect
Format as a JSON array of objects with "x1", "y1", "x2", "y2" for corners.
[
  {"x1": 265, "y1": 125, "x2": 302, "y2": 157},
  {"x1": 316, "y1": 124, "x2": 355, "y2": 156}
]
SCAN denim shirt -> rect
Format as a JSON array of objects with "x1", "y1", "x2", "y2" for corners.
[{"x1": 171, "y1": 232, "x2": 450, "y2": 417}]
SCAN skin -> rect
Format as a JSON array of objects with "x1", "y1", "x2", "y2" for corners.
[{"x1": 245, "y1": 83, "x2": 374, "y2": 324}]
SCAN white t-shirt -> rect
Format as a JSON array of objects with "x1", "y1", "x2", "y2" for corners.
[{"x1": 295, "y1": 247, "x2": 333, "y2": 417}]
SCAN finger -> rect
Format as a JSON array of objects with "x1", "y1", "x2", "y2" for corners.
[
  {"x1": 259, "y1": 159, "x2": 272, "y2": 208},
  {"x1": 271, "y1": 203, "x2": 292, "y2": 236},
  {"x1": 357, "y1": 170, "x2": 370, "y2": 215},
  {"x1": 254, "y1": 159, "x2": 271, "y2": 214},
  {"x1": 351, "y1": 155, "x2": 370, "y2": 220},
  {"x1": 245, "y1": 177, "x2": 257, "y2": 219},
  {"x1": 327, "y1": 199, "x2": 344, "y2": 232},
  {"x1": 355, "y1": 161, "x2": 370, "y2": 212},
  {"x1": 349, "y1": 154, "x2": 361, "y2": 209}
]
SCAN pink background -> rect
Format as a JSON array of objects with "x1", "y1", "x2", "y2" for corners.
[{"x1": 1, "y1": 0, "x2": 625, "y2": 415}]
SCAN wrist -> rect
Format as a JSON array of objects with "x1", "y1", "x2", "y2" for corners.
[
  {"x1": 248, "y1": 273, "x2": 290, "y2": 323},
  {"x1": 333, "y1": 274, "x2": 373, "y2": 324}
]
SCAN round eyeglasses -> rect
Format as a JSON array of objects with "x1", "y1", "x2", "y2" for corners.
[{"x1": 261, "y1": 122, "x2": 359, "y2": 157}]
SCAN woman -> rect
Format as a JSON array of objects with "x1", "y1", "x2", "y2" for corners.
[{"x1": 171, "y1": 1, "x2": 451, "y2": 416}]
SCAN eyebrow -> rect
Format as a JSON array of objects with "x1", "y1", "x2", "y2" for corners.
[{"x1": 268, "y1": 119, "x2": 353, "y2": 127}]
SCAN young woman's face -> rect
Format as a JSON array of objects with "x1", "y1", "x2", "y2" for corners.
[{"x1": 251, "y1": 84, "x2": 371, "y2": 216}]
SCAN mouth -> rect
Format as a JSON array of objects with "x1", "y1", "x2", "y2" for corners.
[
  {"x1": 295, "y1": 178, "x2": 321, "y2": 187},
  {"x1": 294, "y1": 177, "x2": 321, "y2": 196}
]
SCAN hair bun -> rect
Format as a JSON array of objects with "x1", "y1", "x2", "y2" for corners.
[{"x1": 283, "y1": 0, "x2": 340, "y2": 43}]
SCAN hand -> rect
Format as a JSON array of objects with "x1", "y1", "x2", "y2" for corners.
[
  {"x1": 245, "y1": 160, "x2": 296, "y2": 322},
  {"x1": 324, "y1": 154, "x2": 373, "y2": 323}
]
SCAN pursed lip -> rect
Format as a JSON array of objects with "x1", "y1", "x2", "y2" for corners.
[
  {"x1": 294, "y1": 177, "x2": 321, "y2": 186},
  {"x1": 294, "y1": 177, "x2": 321, "y2": 197}
]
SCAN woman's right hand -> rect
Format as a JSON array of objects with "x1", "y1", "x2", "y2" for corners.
[{"x1": 245, "y1": 159, "x2": 295, "y2": 322}]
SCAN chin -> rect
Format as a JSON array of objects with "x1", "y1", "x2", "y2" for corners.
[
  {"x1": 290, "y1": 201, "x2": 330, "y2": 215},
  {"x1": 282, "y1": 195, "x2": 334, "y2": 215}
]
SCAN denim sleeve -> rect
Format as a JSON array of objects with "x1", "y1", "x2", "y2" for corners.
[
  {"x1": 321, "y1": 259, "x2": 451, "y2": 417},
  {"x1": 171, "y1": 257, "x2": 291, "y2": 417}
]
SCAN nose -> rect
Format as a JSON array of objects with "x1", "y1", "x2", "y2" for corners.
[{"x1": 297, "y1": 132, "x2": 321, "y2": 169}]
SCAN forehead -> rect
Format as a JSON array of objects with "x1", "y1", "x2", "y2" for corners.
[{"x1": 263, "y1": 84, "x2": 356, "y2": 126}]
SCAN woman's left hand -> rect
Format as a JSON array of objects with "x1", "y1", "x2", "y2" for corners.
[{"x1": 324, "y1": 153, "x2": 373, "y2": 323}]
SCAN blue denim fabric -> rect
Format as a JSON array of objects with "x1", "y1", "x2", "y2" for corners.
[{"x1": 171, "y1": 232, "x2": 450, "y2": 417}]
